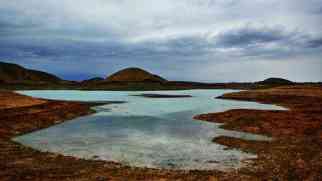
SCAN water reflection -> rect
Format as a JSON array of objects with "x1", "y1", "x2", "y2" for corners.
[{"x1": 14, "y1": 90, "x2": 284, "y2": 170}]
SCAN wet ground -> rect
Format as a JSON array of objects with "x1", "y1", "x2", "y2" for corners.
[
  {"x1": 194, "y1": 85, "x2": 322, "y2": 180},
  {"x1": 1, "y1": 85, "x2": 322, "y2": 180}
]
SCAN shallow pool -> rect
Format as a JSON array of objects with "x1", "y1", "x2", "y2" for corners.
[{"x1": 14, "y1": 90, "x2": 284, "y2": 170}]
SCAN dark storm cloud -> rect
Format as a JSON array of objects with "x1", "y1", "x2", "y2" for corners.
[
  {"x1": 200, "y1": 26, "x2": 322, "y2": 59},
  {"x1": 1, "y1": 26, "x2": 321, "y2": 63},
  {"x1": 307, "y1": 38, "x2": 322, "y2": 48},
  {"x1": 308, "y1": 4, "x2": 322, "y2": 14},
  {"x1": 215, "y1": 27, "x2": 287, "y2": 48},
  {"x1": 0, "y1": 0, "x2": 322, "y2": 82},
  {"x1": 0, "y1": 9, "x2": 40, "y2": 36},
  {"x1": 138, "y1": 26, "x2": 322, "y2": 60},
  {"x1": 213, "y1": 26, "x2": 320, "y2": 52}
]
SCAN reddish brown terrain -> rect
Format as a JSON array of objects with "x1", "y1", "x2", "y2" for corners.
[
  {"x1": 105, "y1": 67, "x2": 167, "y2": 83},
  {"x1": 0, "y1": 91, "x2": 46, "y2": 110},
  {"x1": 1, "y1": 85, "x2": 322, "y2": 180},
  {"x1": 195, "y1": 85, "x2": 322, "y2": 180},
  {"x1": 0, "y1": 91, "x2": 227, "y2": 181}
]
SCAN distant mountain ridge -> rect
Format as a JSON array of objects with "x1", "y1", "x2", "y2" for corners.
[
  {"x1": 0, "y1": 61, "x2": 61, "y2": 83},
  {"x1": 81, "y1": 77, "x2": 104, "y2": 84},
  {"x1": 105, "y1": 67, "x2": 167, "y2": 82},
  {"x1": 1, "y1": 61, "x2": 309, "y2": 91},
  {"x1": 258, "y1": 78, "x2": 293, "y2": 85}
]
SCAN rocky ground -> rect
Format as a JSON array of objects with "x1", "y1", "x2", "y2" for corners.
[
  {"x1": 1, "y1": 86, "x2": 322, "y2": 180},
  {"x1": 195, "y1": 85, "x2": 322, "y2": 180},
  {"x1": 0, "y1": 91, "x2": 227, "y2": 181}
]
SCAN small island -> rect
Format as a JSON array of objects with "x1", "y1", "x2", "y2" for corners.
[{"x1": 133, "y1": 93, "x2": 193, "y2": 98}]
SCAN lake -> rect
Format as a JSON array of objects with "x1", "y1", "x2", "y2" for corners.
[{"x1": 14, "y1": 90, "x2": 285, "y2": 170}]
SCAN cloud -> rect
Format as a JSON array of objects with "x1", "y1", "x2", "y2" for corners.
[
  {"x1": 1, "y1": 25, "x2": 322, "y2": 64},
  {"x1": 0, "y1": 0, "x2": 322, "y2": 81},
  {"x1": 214, "y1": 27, "x2": 287, "y2": 48},
  {"x1": 307, "y1": 38, "x2": 322, "y2": 48},
  {"x1": 1, "y1": 0, "x2": 321, "y2": 41}
]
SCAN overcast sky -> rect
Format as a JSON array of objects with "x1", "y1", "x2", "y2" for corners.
[{"x1": 1, "y1": 0, "x2": 322, "y2": 82}]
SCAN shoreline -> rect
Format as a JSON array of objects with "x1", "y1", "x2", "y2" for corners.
[
  {"x1": 1, "y1": 86, "x2": 321, "y2": 180},
  {"x1": 194, "y1": 85, "x2": 322, "y2": 180},
  {"x1": 0, "y1": 91, "x2": 226, "y2": 181}
]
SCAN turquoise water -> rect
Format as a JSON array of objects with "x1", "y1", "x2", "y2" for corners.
[{"x1": 14, "y1": 90, "x2": 285, "y2": 170}]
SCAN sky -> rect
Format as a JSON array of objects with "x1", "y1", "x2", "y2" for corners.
[{"x1": 1, "y1": 0, "x2": 322, "y2": 82}]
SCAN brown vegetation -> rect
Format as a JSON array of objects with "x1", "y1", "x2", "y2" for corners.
[
  {"x1": 194, "y1": 85, "x2": 322, "y2": 180},
  {"x1": 1, "y1": 85, "x2": 322, "y2": 180},
  {"x1": 0, "y1": 91, "x2": 227, "y2": 181}
]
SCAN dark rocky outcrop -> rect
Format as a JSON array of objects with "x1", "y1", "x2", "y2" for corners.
[
  {"x1": 105, "y1": 67, "x2": 167, "y2": 82},
  {"x1": 81, "y1": 77, "x2": 104, "y2": 84},
  {"x1": 258, "y1": 78, "x2": 293, "y2": 85},
  {"x1": 133, "y1": 94, "x2": 192, "y2": 98},
  {"x1": 0, "y1": 61, "x2": 61, "y2": 83}
]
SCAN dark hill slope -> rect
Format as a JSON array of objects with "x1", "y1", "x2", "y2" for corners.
[
  {"x1": 81, "y1": 77, "x2": 104, "y2": 85},
  {"x1": 105, "y1": 67, "x2": 167, "y2": 82},
  {"x1": 258, "y1": 78, "x2": 293, "y2": 85},
  {"x1": 0, "y1": 62, "x2": 61, "y2": 83}
]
